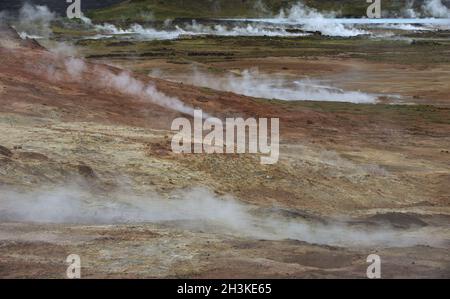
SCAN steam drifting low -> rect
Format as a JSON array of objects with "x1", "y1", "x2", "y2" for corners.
[
  {"x1": 150, "y1": 68, "x2": 380, "y2": 104},
  {"x1": 32, "y1": 44, "x2": 197, "y2": 116},
  {"x1": 89, "y1": 20, "x2": 310, "y2": 40},
  {"x1": 0, "y1": 184, "x2": 443, "y2": 248}
]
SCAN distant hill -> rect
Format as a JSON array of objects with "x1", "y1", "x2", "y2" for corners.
[
  {"x1": 85, "y1": 0, "x2": 446, "y2": 23},
  {"x1": 0, "y1": 0, "x2": 123, "y2": 15},
  {"x1": 1, "y1": 0, "x2": 448, "y2": 22}
]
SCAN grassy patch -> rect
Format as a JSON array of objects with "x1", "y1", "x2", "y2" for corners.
[
  {"x1": 291, "y1": 101, "x2": 450, "y2": 125},
  {"x1": 74, "y1": 35, "x2": 450, "y2": 65}
]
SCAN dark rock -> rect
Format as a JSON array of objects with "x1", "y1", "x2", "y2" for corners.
[
  {"x1": 107, "y1": 41, "x2": 135, "y2": 47},
  {"x1": 196, "y1": 96, "x2": 209, "y2": 103},
  {"x1": 18, "y1": 152, "x2": 48, "y2": 161},
  {"x1": 0, "y1": 157, "x2": 12, "y2": 164},
  {"x1": 0, "y1": 145, "x2": 13, "y2": 157},
  {"x1": 367, "y1": 212, "x2": 428, "y2": 229},
  {"x1": 16, "y1": 152, "x2": 48, "y2": 161},
  {"x1": 78, "y1": 164, "x2": 96, "y2": 178}
]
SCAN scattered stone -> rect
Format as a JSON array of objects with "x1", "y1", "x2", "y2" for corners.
[
  {"x1": 196, "y1": 96, "x2": 209, "y2": 103},
  {"x1": 107, "y1": 41, "x2": 135, "y2": 47},
  {"x1": 0, "y1": 157, "x2": 12, "y2": 164},
  {"x1": 146, "y1": 141, "x2": 172, "y2": 156},
  {"x1": 0, "y1": 145, "x2": 13, "y2": 157},
  {"x1": 16, "y1": 152, "x2": 48, "y2": 161},
  {"x1": 78, "y1": 164, "x2": 96, "y2": 178}
]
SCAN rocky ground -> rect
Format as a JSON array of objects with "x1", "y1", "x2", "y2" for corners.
[{"x1": 0, "y1": 24, "x2": 449, "y2": 278}]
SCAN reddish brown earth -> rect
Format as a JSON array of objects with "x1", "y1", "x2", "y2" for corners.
[{"x1": 0, "y1": 26, "x2": 449, "y2": 278}]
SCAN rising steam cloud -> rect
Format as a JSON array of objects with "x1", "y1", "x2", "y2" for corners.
[
  {"x1": 88, "y1": 19, "x2": 309, "y2": 40},
  {"x1": 423, "y1": 0, "x2": 450, "y2": 18},
  {"x1": 0, "y1": 184, "x2": 443, "y2": 248},
  {"x1": 401, "y1": 0, "x2": 450, "y2": 18},
  {"x1": 86, "y1": 3, "x2": 366, "y2": 39},
  {"x1": 80, "y1": 1, "x2": 369, "y2": 39},
  {"x1": 14, "y1": 3, "x2": 55, "y2": 39},
  {"x1": 276, "y1": 2, "x2": 367, "y2": 37}
]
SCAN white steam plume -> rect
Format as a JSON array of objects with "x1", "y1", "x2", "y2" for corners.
[
  {"x1": 98, "y1": 70, "x2": 195, "y2": 115},
  {"x1": 0, "y1": 184, "x2": 444, "y2": 248},
  {"x1": 49, "y1": 41, "x2": 78, "y2": 57},
  {"x1": 150, "y1": 68, "x2": 378, "y2": 104},
  {"x1": 275, "y1": 2, "x2": 367, "y2": 37},
  {"x1": 403, "y1": 0, "x2": 420, "y2": 18},
  {"x1": 39, "y1": 57, "x2": 195, "y2": 115},
  {"x1": 180, "y1": 20, "x2": 308, "y2": 37},
  {"x1": 401, "y1": 0, "x2": 450, "y2": 18},
  {"x1": 86, "y1": 19, "x2": 309, "y2": 40},
  {"x1": 253, "y1": 0, "x2": 271, "y2": 17},
  {"x1": 222, "y1": 2, "x2": 368, "y2": 37},
  {"x1": 30, "y1": 41, "x2": 196, "y2": 116},
  {"x1": 422, "y1": 0, "x2": 450, "y2": 18},
  {"x1": 64, "y1": 57, "x2": 87, "y2": 80},
  {"x1": 15, "y1": 3, "x2": 56, "y2": 39}
]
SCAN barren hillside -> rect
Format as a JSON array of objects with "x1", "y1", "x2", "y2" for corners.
[{"x1": 0, "y1": 21, "x2": 449, "y2": 278}]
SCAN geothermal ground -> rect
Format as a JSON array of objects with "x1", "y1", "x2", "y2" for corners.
[{"x1": 0, "y1": 2, "x2": 449, "y2": 279}]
